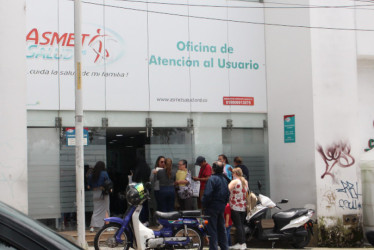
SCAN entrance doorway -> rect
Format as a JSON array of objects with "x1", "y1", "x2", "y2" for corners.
[{"x1": 105, "y1": 127, "x2": 148, "y2": 216}]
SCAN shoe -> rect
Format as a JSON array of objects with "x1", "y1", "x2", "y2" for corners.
[
  {"x1": 107, "y1": 228, "x2": 115, "y2": 232},
  {"x1": 229, "y1": 243, "x2": 241, "y2": 249},
  {"x1": 240, "y1": 243, "x2": 247, "y2": 249},
  {"x1": 89, "y1": 227, "x2": 95, "y2": 233}
]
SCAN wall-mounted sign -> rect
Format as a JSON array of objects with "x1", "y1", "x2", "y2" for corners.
[
  {"x1": 284, "y1": 115, "x2": 295, "y2": 143},
  {"x1": 25, "y1": 0, "x2": 267, "y2": 113},
  {"x1": 66, "y1": 128, "x2": 89, "y2": 146}
]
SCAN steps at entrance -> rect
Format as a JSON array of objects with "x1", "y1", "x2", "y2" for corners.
[{"x1": 60, "y1": 230, "x2": 97, "y2": 246}]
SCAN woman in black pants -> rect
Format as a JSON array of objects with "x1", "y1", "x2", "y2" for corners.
[{"x1": 228, "y1": 168, "x2": 248, "y2": 250}]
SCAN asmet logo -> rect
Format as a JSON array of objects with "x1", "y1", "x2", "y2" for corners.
[{"x1": 26, "y1": 26, "x2": 125, "y2": 66}]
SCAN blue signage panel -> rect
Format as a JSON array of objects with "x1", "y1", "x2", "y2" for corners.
[
  {"x1": 284, "y1": 115, "x2": 295, "y2": 143},
  {"x1": 66, "y1": 128, "x2": 89, "y2": 146}
]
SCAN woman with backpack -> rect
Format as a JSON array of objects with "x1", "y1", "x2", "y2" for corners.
[{"x1": 87, "y1": 161, "x2": 112, "y2": 232}]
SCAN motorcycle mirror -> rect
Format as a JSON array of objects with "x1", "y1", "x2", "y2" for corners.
[
  {"x1": 257, "y1": 181, "x2": 262, "y2": 191},
  {"x1": 281, "y1": 199, "x2": 288, "y2": 204}
]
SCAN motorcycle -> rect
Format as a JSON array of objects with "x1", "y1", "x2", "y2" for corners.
[
  {"x1": 94, "y1": 182, "x2": 208, "y2": 250},
  {"x1": 244, "y1": 182, "x2": 315, "y2": 248}
]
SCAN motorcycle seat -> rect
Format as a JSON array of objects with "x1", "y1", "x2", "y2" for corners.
[
  {"x1": 273, "y1": 208, "x2": 309, "y2": 221},
  {"x1": 272, "y1": 208, "x2": 309, "y2": 231},
  {"x1": 181, "y1": 210, "x2": 201, "y2": 217},
  {"x1": 155, "y1": 211, "x2": 181, "y2": 220}
]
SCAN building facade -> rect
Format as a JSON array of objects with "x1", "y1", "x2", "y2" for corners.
[{"x1": 1, "y1": 0, "x2": 374, "y2": 245}]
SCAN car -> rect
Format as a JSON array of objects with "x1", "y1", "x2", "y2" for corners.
[{"x1": 0, "y1": 201, "x2": 82, "y2": 250}]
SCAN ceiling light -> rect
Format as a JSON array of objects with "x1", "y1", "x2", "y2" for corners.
[
  {"x1": 130, "y1": 136, "x2": 135, "y2": 139},
  {"x1": 116, "y1": 134, "x2": 123, "y2": 137},
  {"x1": 138, "y1": 131, "x2": 146, "y2": 133}
]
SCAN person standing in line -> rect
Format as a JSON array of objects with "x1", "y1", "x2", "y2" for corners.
[
  {"x1": 224, "y1": 203, "x2": 233, "y2": 247},
  {"x1": 202, "y1": 161, "x2": 230, "y2": 250},
  {"x1": 155, "y1": 158, "x2": 176, "y2": 212},
  {"x1": 150, "y1": 156, "x2": 165, "y2": 210},
  {"x1": 219, "y1": 154, "x2": 233, "y2": 181},
  {"x1": 192, "y1": 156, "x2": 212, "y2": 209},
  {"x1": 228, "y1": 168, "x2": 248, "y2": 250},
  {"x1": 87, "y1": 161, "x2": 111, "y2": 232},
  {"x1": 175, "y1": 159, "x2": 194, "y2": 210},
  {"x1": 233, "y1": 156, "x2": 249, "y2": 183},
  {"x1": 132, "y1": 156, "x2": 151, "y2": 225}
]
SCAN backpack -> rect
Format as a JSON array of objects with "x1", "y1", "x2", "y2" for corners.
[{"x1": 102, "y1": 178, "x2": 113, "y2": 195}]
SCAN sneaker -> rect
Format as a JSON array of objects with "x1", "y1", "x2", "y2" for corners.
[
  {"x1": 240, "y1": 243, "x2": 247, "y2": 249},
  {"x1": 89, "y1": 227, "x2": 95, "y2": 233},
  {"x1": 229, "y1": 243, "x2": 241, "y2": 249}
]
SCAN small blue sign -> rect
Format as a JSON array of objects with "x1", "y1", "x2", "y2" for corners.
[
  {"x1": 284, "y1": 115, "x2": 295, "y2": 143},
  {"x1": 66, "y1": 128, "x2": 89, "y2": 146}
]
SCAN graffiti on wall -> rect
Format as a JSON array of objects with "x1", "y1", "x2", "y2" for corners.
[
  {"x1": 336, "y1": 180, "x2": 361, "y2": 210},
  {"x1": 364, "y1": 139, "x2": 374, "y2": 152},
  {"x1": 322, "y1": 190, "x2": 337, "y2": 209},
  {"x1": 317, "y1": 142, "x2": 355, "y2": 181}
]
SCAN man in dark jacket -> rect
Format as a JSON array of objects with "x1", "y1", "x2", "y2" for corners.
[{"x1": 202, "y1": 161, "x2": 230, "y2": 250}]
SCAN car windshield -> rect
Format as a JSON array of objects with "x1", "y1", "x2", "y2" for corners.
[{"x1": 0, "y1": 201, "x2": 80, "y2": 249}]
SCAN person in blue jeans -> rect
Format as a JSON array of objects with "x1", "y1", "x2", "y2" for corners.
[
  {"x1": 202, "y1": 161, "x2": 230, "y2": 250},
  {"x1": 155, "y1": 158, "x2": 176, "y2": 212}
]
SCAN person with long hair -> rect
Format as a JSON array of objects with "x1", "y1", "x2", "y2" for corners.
[
  {"x1": 150, "y1": 156, "x2": 165, "y2": 210},
  {"x1": 87, "y1": 161, "x2": 111, "y2": 232},
  {"x1": 228, "y1": 168, "x2": 248, "y2": 249},
  {"x1": 219, "y1": 154, "x2": 233, "y2": 180},
  {"x1": 154, "y1": 158, "x2": 176, "y2": 212}
]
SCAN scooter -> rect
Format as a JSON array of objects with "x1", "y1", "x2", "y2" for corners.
[
  {"x1": 94, "y1": 183, "x2": 208, "y2": 250},
  {"x1": 244, "y1": 182, "x2": 315, "y2": 248}
]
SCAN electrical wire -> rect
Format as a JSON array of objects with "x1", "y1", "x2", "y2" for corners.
[
  {"x1": 77, "y1": 0, "x2": 374, "y2": 32},
  {"x1": 108, "y1": 0, "x2": 374, "y2": 10}
]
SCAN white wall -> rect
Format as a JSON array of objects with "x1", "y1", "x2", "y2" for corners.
[
  {"x1": 357, "y1": 60, "x2": 374, "y2": 153},
  {"x1": 356, "y1": 2, "x2": 374, "y2": 57},
  {"x1": 0, "y1": 1, "x2": 28, "y2": 213},
  {"x1": 265, "y1": 0, "x2": 317, "y2": 210},
  {"x1": 310, "y1": 0, "x2": 361, "y2": 218}
]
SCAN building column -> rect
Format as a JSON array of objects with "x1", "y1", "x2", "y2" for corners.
[{"x1": 0, "y1": 0, "x2": 28, "y2": 213}]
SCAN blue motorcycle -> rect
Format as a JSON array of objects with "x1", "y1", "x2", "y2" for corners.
[{"x1": 94, "y1": 183, "x2": 208, "y2": 250}]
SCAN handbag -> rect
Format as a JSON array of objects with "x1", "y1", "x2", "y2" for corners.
[
  {"x1": 191, "y1": 180, "x2": 200, "y2": 198},
  {"x1": 102, "y1": 178, "x2": 113, "y2": 195},
  {"x1": 246, "y1": 190, "x2": 258, "y2": 214}
]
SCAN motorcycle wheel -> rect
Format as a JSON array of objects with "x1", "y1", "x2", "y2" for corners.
[
  {"x1": 291, "y1": 228, "x2": 311, "y2": 249},
  {"x1": 173, "y1": 227, "x2": 203, "y2": 250},
  {"x1": 94, "y1": 223, "x2": 130, "y2": 250}
]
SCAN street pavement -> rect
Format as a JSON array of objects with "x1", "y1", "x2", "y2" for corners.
[{"x1": 88, "y1": 248, "x2": 373, "y2": 250}]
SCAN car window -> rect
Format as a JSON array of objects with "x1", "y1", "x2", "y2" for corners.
[
  {"x1": 0, "y1": 238, "x2": 17, "y2": 249},
  {"x1": 0, "y1": 202, "x2": 80, "y2": 249}
]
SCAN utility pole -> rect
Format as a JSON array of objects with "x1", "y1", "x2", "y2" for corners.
[{"x1": 74, "y1": 0, "x2": 85, "y2": 247}]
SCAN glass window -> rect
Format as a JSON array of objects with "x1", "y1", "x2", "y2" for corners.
[{"x1": 27, "y1": 128, "x2": 61, "y2": 220}]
